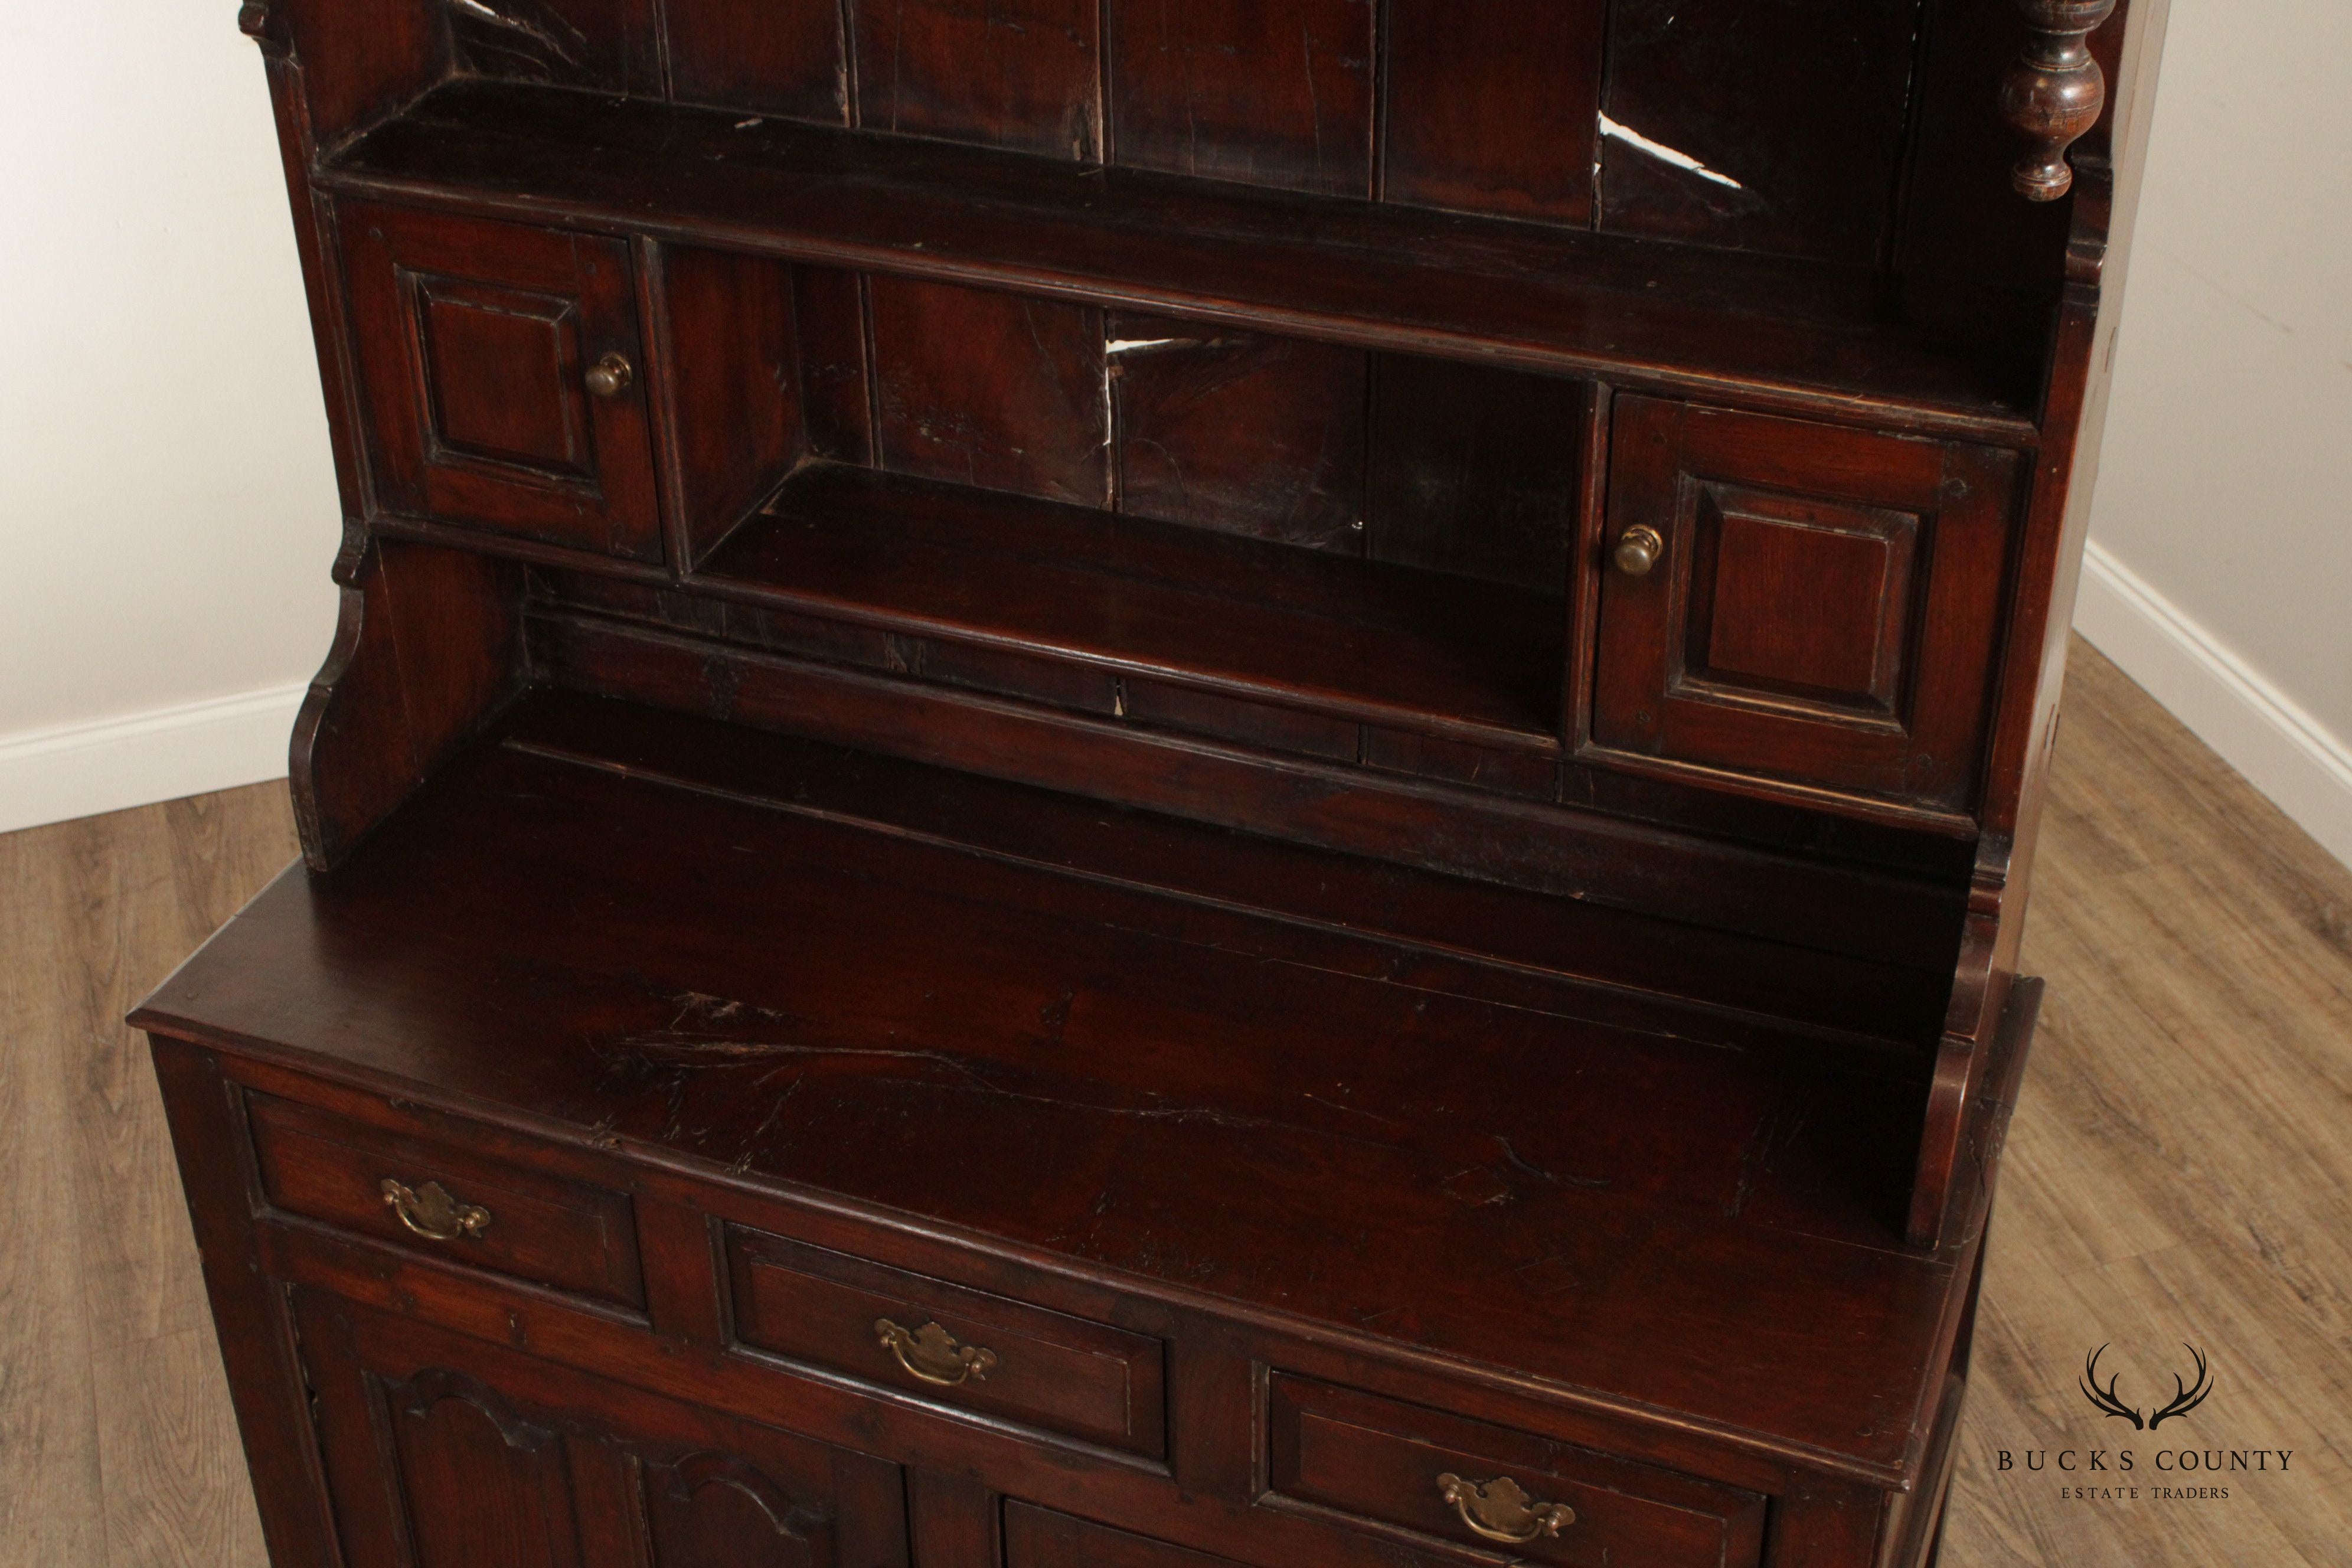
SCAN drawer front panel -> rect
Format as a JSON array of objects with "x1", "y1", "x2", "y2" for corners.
[
  {"x1": 1268, "y1": 1375, "x2": 1766, "y2": 1568},
  {"x1": 247, "y1": 1095, "x2": 645, "y2": 1309},
  {"x1": 725, "y1": 1227, "x2": 1166, "y2": 1458},
  {"x1": 1005, "y1": 1502, "x2": 1242, "y2": 1568},
  {"x1": 341, "y1": 200, "x2": 662, "y2": 560},
  {"x1": 1590, "y1": 396, "x2": 2020, "y2": 826}
]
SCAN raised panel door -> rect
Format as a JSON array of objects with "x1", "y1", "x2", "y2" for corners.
[
  {"x1": 1588, "y1": 396, "x2": 2020, "y2": 828},
  {"x1": 341, "y1": 200, "x2": 662, "y2": 560},
  {"x1": 293, "y1": 1291, "x2": 906, "y2": 1568}
]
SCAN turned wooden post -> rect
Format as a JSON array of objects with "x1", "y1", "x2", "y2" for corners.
[{"x1": 2001, "y1": 0, "x2": 2117, "y2": 201}]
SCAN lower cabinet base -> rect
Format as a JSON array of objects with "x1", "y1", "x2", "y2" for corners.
[{"x1": 151, "y1": 1034, "x2": 1995, "y2": 1568}]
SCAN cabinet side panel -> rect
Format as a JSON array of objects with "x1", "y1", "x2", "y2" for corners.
[
  {"x1": 146, "y1": 1040, "x2": 343, "y2": 1568},
  {"x1": 293, "y1": 540, "x2": 524, "y2": 870}
]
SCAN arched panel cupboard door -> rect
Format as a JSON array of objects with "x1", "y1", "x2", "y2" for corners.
[{"x1": 290, "y1": 1289, "x2": 909, "y2": 1568}]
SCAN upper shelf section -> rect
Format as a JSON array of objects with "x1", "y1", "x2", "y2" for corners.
[{"x1": 321, "y1": 79, "x2": 2049, "y2": 445}]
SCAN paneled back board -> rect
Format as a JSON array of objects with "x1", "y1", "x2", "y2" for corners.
[{"x1": 147, "y1": 3, "x2": 2167, "y2": 1567}]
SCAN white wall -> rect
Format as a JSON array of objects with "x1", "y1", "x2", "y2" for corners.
[
  {"x1": 0, "y1": 0, "x2": 341, "y2": 834},
  {"x1": 1, "y1": 1, "x2": 2346, "y2": 865},
  {"x1": 2074, "y1": 0, "x2": 2352, "y2": 865}
]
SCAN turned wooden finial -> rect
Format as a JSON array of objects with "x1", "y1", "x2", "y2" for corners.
[
  {"x1": 2001, "y1": 0, "x2": 2117, "y2": 201},
  {"x1": 237, "y1": 1, "x2": 290, "y2": 54}
]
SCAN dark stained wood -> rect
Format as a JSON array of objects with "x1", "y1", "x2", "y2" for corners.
[
  {"x1": 1119, "y1": 680, "x2": 1358, "y2": 763},
  {"x1": 1599, "y1": 0, "x2": 1928, "y2": 264},
  {"x1": 853, "y1": 0, "x2": 1103, "y2": 160},
  {"x1": 2003, "y1": 0, "x2": 2121, "y2": 201},
  {"x1": 527, "y1": 615, "x2": 1963, "y2": 971},
  {"x1": 789, "y1": 266, "x2": 876, "y2": 464},
  {"x1": 290, "y1": 537, "x2": 524, "y2": 871},
  {"x1": 1360, "y1": 728, "x2": 1556, "y2": 802},
  {"x1": 1896, "y1": 0, "x2": 2079, "y2": 291},
  {"x1": 662, "y1": 0, "x2": 848, "y2": 122},
  {"x1": 340, "y1": 200, "x2": 662, "y2": 561},
  {"x1": 293, "y1": 1291, "x2": 910, "y2": 1568},
  {"x1": 1004, "y1": 1504, "x2": 1239, "y2": 1567},
  {"x1": 1105, "y1": 0, "x2": 1376, "y2": 197},
  {"x1": 1267, "y1": 1374, "x2": 1768, "y2": 1567},
  {"x1": 1109, "y1": 316, "x2": 1366, "y2": 551},
  {"x1": 138, "y1": 714, "x2": 1976, "y2": 1475},
  {"x1": 1379, "y1": 0, "x2": 1606, "y2": 223},
  {"x1": 694, "y1": 462, "x2": 1566, "y2": 749},
  {"x1": 1363, "y1": 357, "x2": 1584, "y2": 593},
  {"x1": 727, "y1": 1227, "x2": 1168, "y2": 1457},
  {"x1": 321, "y1": 78, "x2": 2050, "y2": 442},
  {"x1": 157, "y1": 5, "x2": 2172, "y2": 1565},
  {"x1": 246, "y1": 1093, "x2": 647, "y2": 1308},
  {"x1": 1587, "y1": 398, "x2": 2023, "y2": 831},
  {"x1": 867, "y1": 276, "x2": 1109, "y2": 506},
  {"x1": 444, "y1": 0, "x2": 661, "y2": 96},
  {"x1": 643, "y1": 243, "x2": 805, "y2": 569},
  {"x1": 146, "y1": 1040, "x2": 344, "y2": 1568}
]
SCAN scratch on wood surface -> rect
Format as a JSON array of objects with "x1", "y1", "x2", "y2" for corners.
[{"x1": 1598, "y1": 113, "x2": 1744, "y2": 190}]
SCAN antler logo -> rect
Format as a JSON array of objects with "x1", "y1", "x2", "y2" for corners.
[{"x1": 2079, "y1": 1343, "x2": 2214, "y2": 1430}]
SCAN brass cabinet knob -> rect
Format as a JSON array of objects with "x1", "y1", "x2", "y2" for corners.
[
  {"x1": 1612, "y1": 525, "x2": 1665, "y2": 577},
  {"x1": 379, "y1": 1177, "x2": 492, "y2": 1242},
  {"x1": 1436, "y1": 1473, "x2": 1575, "y2": 1544},
  {"x1": 875, "y1": 1318, "x2": 998, "y2": 1387},
  {"x1": 584, "y1": 351, "x2": 635, "y2": 398}
]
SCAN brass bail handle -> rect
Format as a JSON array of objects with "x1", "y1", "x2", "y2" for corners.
[
  {"x1": 875, "y1": 1318, "x2": 999, "y2": 1387},
  {"x1": 1436, "y1": 1473, "x2": 1576, "y2": 1545},
  {"x1": 379, "y1": 1177, "x2": 492, "y2": 1242}
]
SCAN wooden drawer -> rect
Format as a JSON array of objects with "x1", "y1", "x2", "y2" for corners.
[
  {"x1": 246, "y1": 1096, "x2": 645, "y2": 1309},
  {"x1": 1268, "y1": 1375, "x2": 1766, "y2": 1568},
  {"x1": 339, "y1": 200, "x2": 662, "y2": 560},
  {"x1": 724, "y1": 1226, "x2": 1167, "y2": 1458},
  {"x1": 1589, "y1": 396, "x2": 2021, "y2": 827},
  {"x1": 1005, "y1": 1502, "x2": 1241, "y2": 1567}
]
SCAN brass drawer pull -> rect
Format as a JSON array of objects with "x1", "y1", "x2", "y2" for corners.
[
  {"x1": 378, "y1": 1177, "x2": 492, "y2": 1242},
  {"x1": 875, "y1": 1318, "x2": 998, "y2": 1386},
  {"x1": 1436, "y1": 1472, "x2": 1576, "y2": 1544}
]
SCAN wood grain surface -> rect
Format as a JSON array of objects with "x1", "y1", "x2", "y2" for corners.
[{"x1": 2, "y1": 638, "x2": 2346, "y2": 1567}]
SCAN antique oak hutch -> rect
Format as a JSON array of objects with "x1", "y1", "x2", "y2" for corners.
[{"x1": 139, "y1": 2, "x2": 2167, "y2": 1564}]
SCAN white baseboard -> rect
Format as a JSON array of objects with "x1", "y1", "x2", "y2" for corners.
[
  {"x1": 2074, "y1": 540, "x2": 2352, "y2": 869},
  {"x1": 5, "y1": 556, "x2": 2344, "y2": 868},
  {"x1": 0, "y1": 681, "x2": 306, "y2": 837}
]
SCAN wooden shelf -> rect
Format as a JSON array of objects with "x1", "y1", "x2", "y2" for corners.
[
  {"x1": 690, "y1": 463, "x2": 1568, "y2": 752},
  {"x1": 322, "y1": 79, "x2": 2047, "y2": 445},
  {"x1": 139, "y1": 694, "x2": 1966, "y2": 1477}
]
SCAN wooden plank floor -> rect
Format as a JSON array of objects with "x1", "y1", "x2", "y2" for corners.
[{"x1": 1, "y1": 639, "x2": 2345, "y2": 1568}]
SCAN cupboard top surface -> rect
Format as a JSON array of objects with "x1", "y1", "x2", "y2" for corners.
[{"x1": 138, "y1": 692, "x2": 1972, "y2": 1479}]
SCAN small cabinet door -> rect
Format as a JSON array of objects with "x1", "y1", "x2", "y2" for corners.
[
  {"x1": 293, "y1": 1291, "x2": 909, "y2": 1568},
  {"x1": 342, "y1": 200, "x2": 662, "y2": 560},
  {"x1": 1589, "y1": 397, "x2": 2021, "y2": 827}
]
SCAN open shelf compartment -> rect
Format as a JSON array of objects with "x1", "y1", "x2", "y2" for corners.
[
  {"x1": 321, "y1": 77, "x2": 2049, "y2": 444},
  {"x1": 691, "y1": 463, "x2": 1568, "y2": 752}
]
